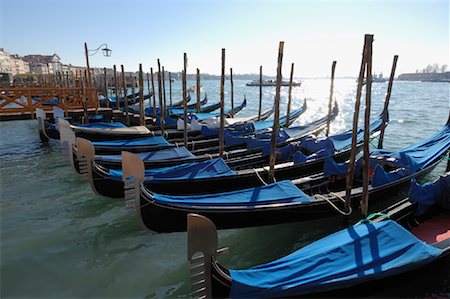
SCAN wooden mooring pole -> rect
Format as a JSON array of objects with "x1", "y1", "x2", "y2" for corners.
[
  {"x1": 103, "y1": 67, "x2": 109, "y2": 108},
  {"x1": 286, "y1": 63, "x2": 294, "y2": 126},
  {"x1": 361, "y1": 34, "x2": 374, "y2": 218},
  {"x1": 113, "y1": 65, "x2": 120, "y2": 110},
  {"x1": 157, "y1": 59, "x2": 164, "y2": 135},
  {"x1": 196, "y1": 68, "x2": 201, "y2": 113},
  {"x1": 219, "y1": 49, "x2": 226, "y2": 157},
  {"x1": 169, "y1": 72, "x2": 173, "y2": 106},
  {"x1": 268, "y1": 41, "x2": 284, "y2": 183},
  {"x1": 344, "y1": 35, "x2": 369, "y2": 224},
  {"x1": 121, "y1": 65, "x2": 130, "y2": 126},
  {"x1": 258, "y1": 65, "x2": 263, "y2": 120},
  {"x1": 162, "y1": 66, "x2": 167, "y2": 116},
  {"x1": 139, "y1": 64, "x2": 145, "y2": 126},
  {"x1": 150, "y1": 67, "x2": 156, "y2": 119},
  {"x1": 377, "y1": 55, "x2": 398, "y2": 149},
  {"x1": 183, "y1": 53, "x2": 188, "y2": 147},
  {"x1": 230, "y1": 67, "x2": 234, "y2": 118},
  {"x1": 326, "y1": 61, "x2": 337, "y2": 136}
]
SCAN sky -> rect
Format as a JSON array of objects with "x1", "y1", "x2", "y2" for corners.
[{"x1": 1, "y1": 0, "x2": 448, "y2": 77}]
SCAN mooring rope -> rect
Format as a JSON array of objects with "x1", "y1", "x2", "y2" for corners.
[
  {"x1": 313, "y1": 192, "x2": 352, "y2": 216},
  {"x1": 253, "y1": 168, "x2": 268, "y2": 186}
]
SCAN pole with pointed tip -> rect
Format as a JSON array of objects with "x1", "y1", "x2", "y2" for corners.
[
  {"x1": 169, "y1": 72, "x2": 173, "y2": 106},
  {"x1": 230, "y1": 68, "x2": 234, "y2": 118},
  {"x1": 150, "y1": 67, "x2": 156, "y2": 119},
  {"x1": 343, "y1": 35, "x2": 369, "y2": 226},
  {"x1": 286, "y1": 63, "x2": 294, "y2": 126},
  {"x1": 326, "y1": 61, "x2": 337, "y2": 136},
  {"x1": 103, "y1": 67, "x2": 109, "y2": 108},
  {"x1": 268, "y1": 41, "x2": 284, "y2": 183},
  {"x1": 361, "y1": 34, "x2": 374, "y2": 218},
  {"x1": 377, "y1": 55, "x2": 398, "y2": 149}
]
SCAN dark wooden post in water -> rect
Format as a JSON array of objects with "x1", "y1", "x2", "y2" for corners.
[
  {"x1": 121, "y1": 65, "x2": 130, "y2": 126},
  {"x1": 268, "y1": 41, "x2": 285, "y2": 183},
  {"x1": 196, "y1": 68, "x2": 201, "y2": 113},
  {"x1": 169, "y1": 72, "x2": 173, "y2": 106},
  {"x1": 84, "y1": 43, "x2": 92, "y2": 89},
  {"x1": 219, "y1": 49, "x2": 226, "y2": 157},
  {"x1": 103, "y1": 67, "x2": 109, "y2": 108},
  {"x1": 150, "y1": 68, "x2": 156, "y2": 118},
  {"x1": 377, "y1": 55, "x2": 398, "y2": 149},
  {"x1": 286, "y1": 63, "x2": 294, "y2": 126},
  {"x1": 139, "y1": 64, "x2": 145, "y2": 126},
  {"x1": 361, "y1": 34, "x2": 374, "y2": 218},
  {"x1": 344, "y1": 35, "x2": 369, "y2": 222},
  {"x1": 157, "y1": 59, "x2": 164, "y2": 135},
  {"x1": 258, "y1": 65, "x2": 263, "y2": 120},
  {"x1": 230, "y1": 67, "x2": 234, "y2": 117},
  {"x1": 162, "y1": 67, "x2": 167, "y2": 116},
  {"x1": 113, "y1": 65, "x2": 120, "y2": 110},
  {"x1": 326, "y1": 61, "x2": 337, "y2": 136},
  {"x1": 146, "y1": 72, "x2": 151, "y2": 109},
  {"x1": 82, "y1": 77, "x2": 88, "y2": 124},
  {"x1": 183, "y1": 53, "x2": 188, "y2": 147}
]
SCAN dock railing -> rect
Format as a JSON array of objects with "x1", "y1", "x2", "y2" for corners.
[{"x1": 0, "y1": 86, "x2": 98, "y2": 118}]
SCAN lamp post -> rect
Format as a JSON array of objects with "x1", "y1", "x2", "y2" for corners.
[{"x1": 84, "y1": 42, "x2": 112, "y2": 110}]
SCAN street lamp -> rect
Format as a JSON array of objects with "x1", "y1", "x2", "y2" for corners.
[
  {"x1": 87, "y1": 43, "x2": 112, "y2": 57},
  {"x1": 84, "y1": 42, "x2": 112, "y2": 88},
  {"x1": 84, "y1": 42, "x2": 112, "y2": 113}
]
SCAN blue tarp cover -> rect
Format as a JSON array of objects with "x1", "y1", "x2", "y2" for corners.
[
  {"x1": 97, "y1": 147, "x2": 195, "y2": 163},
  {"x1": 229, "y1": 220, "x2": 442, "y2": 298},
  {"x1": 109, "y1": 157, "x2": 235, "y2": 181},
  {"x1": 409, "y1": 174, "x2": 450, "y2": 215},
  {"x1": 152, "y1": 180, "x2": 311, "y2": 206},
  {"x1": 76, "y1": 122, "x2": 127, "y2": 128},
  {"x1": 369, "y1": 124, "x2": 450, "y2": 187},
  {"x1": 92, "y1": 136, "x2": 172, "y2": 148}
]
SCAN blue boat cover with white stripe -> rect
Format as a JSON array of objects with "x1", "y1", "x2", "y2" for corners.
[
  {"x1": 92, "y1": 136, "x2": 172, "y2": 148},
  {"x1": 75, "y1": 122, "x2": 127, "y2": 128},
  {"x1": 153, "y1": 180, "x2": 312, "y2": 206},
  {"x1": 97, "y1": 147, "x2": 195, "y2": 163},
  {"x1": 109, "y1": 158, "x2": 236, "y2": 181},
  {"x1": 229, "y1": 220, "x2": 443, "y2": 298},
  {"x1": 408, "y1": 174, "x2": 450, "y2": 215}
]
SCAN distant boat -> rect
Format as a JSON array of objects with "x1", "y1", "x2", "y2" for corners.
[
  {"x1": 246, "y1": 79, "x2": 301, "y2": 87},
  {"x1": 360, "y1": 73, "x2": 388, "y2": 84}
]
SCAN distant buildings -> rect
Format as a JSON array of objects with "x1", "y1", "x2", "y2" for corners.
[{"x1": 0, "y1": 48, "x2": 30, "y2": 76}]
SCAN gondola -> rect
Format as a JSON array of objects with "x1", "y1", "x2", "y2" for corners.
[
  {"x1": 189, "y1": 104, "x2": 275, "y2": 133},
  {"x1": 78, "y1": 105, "x2": 360, "y2": 199},
  {"x1": 188, "y1": 173, "x2": 449, "y2": 298},
  {"x1": 125, "y1": 122, "x2": 449, "y2": 232},
  {"x1": 36, "y1": 108, "x2": 135, "y2": 142},
  {"x1": 144, "y1": 94, "x2": 200, "y2": 117},
  {"x1": 56, "y1": 118, "x2": 153, "y2": 141},
  {"x1": 70, "y1": 104, "x2": 343, "y2": 193}
]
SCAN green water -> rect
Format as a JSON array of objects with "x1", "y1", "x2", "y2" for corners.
[{"x1": 1, "y1": 79, "x2": 449, "y2": 298}]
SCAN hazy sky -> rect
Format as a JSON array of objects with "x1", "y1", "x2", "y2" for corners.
[{"x1": 1, "y1": 0, "x2": 448, "y2": 77}]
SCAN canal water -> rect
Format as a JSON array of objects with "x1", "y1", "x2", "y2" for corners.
[{"x1": 1, "y1": 79, "x2": 449, "y2": 298}]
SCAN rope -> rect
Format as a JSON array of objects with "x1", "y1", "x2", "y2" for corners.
[
  {"x1": 175, "y1": 142, "x2": 179, "y2": 148},
  {"x1": 191, "y1": 140, "x2": 195, "y2": 150},
  {"x1": 313, "y1": 192, "x2": 352, "y2": 216},
  {"x1": 253, "y1": 168, "x2": 268, "y2": 186},
  {"x1": 357, "y1": 212, "x2": 391, "y2": 224}
]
